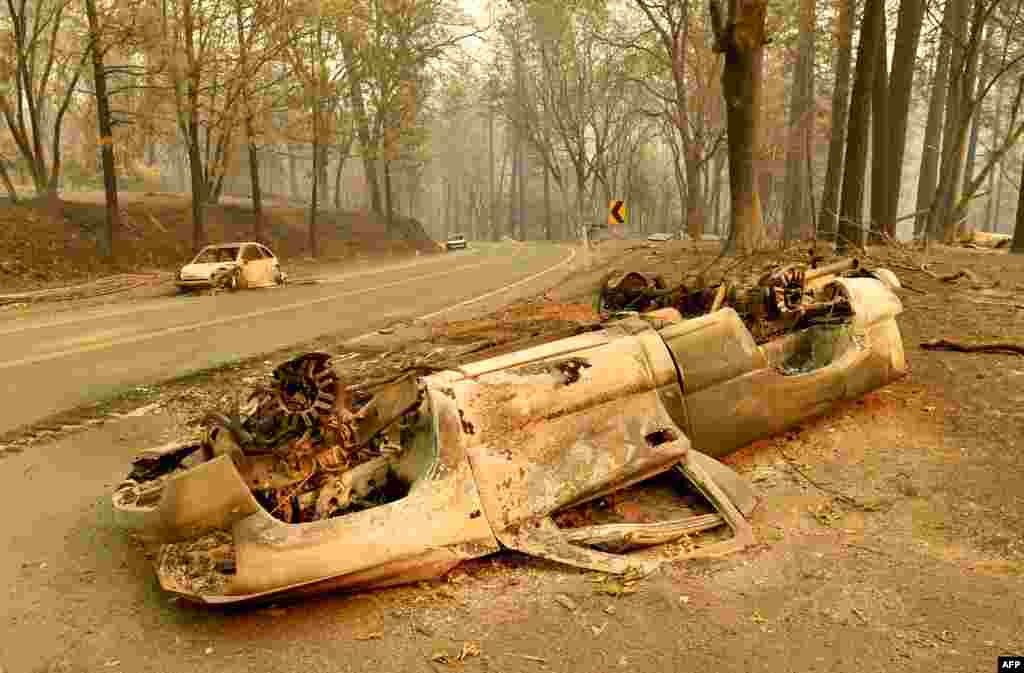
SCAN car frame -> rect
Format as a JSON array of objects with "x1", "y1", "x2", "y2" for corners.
[
  {"x1": 176, "y1": 242, "x2": 286, "y2": 291},
  {"x1": 111, "y1": 272, "x2": 907, "y2": 606}
]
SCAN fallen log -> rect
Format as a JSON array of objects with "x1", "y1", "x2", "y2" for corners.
[{"x1": 920, "y1": 338, "x2": 1024, "y2": 356}]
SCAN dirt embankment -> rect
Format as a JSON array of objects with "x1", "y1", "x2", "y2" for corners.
[{"x1": 0, "y1": 192, "x2": 439, "y2": 293}]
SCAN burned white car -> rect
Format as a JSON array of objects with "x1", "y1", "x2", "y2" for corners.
[
  {"x1": 111, "y1": 263, "x2": 908, "y2": 606},
  {"x1": 176, "y1": 242, "x2": 286, "y2": 292}
]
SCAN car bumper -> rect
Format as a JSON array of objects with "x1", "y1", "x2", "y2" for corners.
[{"x1": 175, "y1": 279, "x2": 215, "y2": 289}]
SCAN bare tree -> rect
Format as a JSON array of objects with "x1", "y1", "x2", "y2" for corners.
[
  {"x1": 84, "y1": 0, "x2": 121, "y2": 258},
  {"x1": 0, "y1": 0, "x2": 88, "y2": 201}
]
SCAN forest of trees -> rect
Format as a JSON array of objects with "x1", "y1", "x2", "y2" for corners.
[{"x1": 2, "y1": 0, "x2": 1024, "y2": 256}]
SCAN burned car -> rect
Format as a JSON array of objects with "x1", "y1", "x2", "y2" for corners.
[
  {"x1": 112, "y1": 266, "x2": 907, "y2": 606},
  {"x1": 176, "y1": 242, "x2": 287, "y2": 292}
]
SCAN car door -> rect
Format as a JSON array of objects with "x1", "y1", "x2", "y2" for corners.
[
  {"x1": 239, "y1": 244, "x2": 274, "y2": 287},
  {"x1": 258, "y1": 245, "x2": 281, "y2": 282}
]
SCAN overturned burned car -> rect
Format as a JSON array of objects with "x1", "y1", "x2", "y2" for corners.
[{"x1": 112, "y1": 263, "x2": 907, "y2": 606}]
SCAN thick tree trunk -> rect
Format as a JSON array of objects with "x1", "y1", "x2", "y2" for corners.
[
  {"x1": 85, "y1": 0, "x2": 120, "y2": 259},
  {"x1": 685, "y1": 155, "x2": 707, "y2": 240},
  {"x1": 885, "y1": 0, "x2": 925, "y2": 233},
  {"x1": 869, "y1": 10, "x2": 889, "y2": 243},
  {"x1": 914, "y1": 0, "x2": 956, "y2": 238},
  {"x1": 837, "y1": 0, "x2": 884, "y2": 252},
  {"x1": 713, "y1": 0, "x2": 768, "y2": 255},
  {"x1": 818, "y1": 0, "x2": 854, "y2": 241},
  {"x1": 782, "y1": 0, "x2": 814, "y2": 242}
]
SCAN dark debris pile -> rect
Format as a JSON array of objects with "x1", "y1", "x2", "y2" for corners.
[
  {"x1": 597, "y1": 250, "x2": 879, "y2": 343},
  {"x1": 200, "y1": 352, "x2": 423, "y2": 523}
]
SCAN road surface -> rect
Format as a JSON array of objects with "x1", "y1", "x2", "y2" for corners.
[{"x1": 0, "y1": 244, "x2": 572, "y2": 436}]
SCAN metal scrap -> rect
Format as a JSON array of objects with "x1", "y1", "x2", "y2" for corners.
[
  {"x1": 599, "y1": 252, "x2": 874, "y2": 344},
  {"x1": 195, "y1": 352, "x2": 424, "y2": 523}
]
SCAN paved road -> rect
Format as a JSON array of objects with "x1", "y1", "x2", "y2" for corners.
[{"x1": 0, "y1": 244, "x2": 572, "y2": 436}]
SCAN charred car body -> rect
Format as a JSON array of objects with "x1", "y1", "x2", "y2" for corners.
[
  {"x1": 113, "y1": 260, "x2": 907, "y2": 606},
  {"x1": 176, "y1": 242, "x2": 287, "y2": 292}
]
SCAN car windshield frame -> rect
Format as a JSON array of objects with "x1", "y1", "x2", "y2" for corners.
[{"x1": 192, "y1": 246, "x2": 241, "y2": 264}]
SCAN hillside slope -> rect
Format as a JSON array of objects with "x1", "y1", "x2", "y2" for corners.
[{"x1": 0, "y1": 192, "x2": 438, "y2": 292}]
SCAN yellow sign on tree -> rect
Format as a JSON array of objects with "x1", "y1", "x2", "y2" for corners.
[{"x1": 608, "y1": 200, "x2": 626, "y2": 225}]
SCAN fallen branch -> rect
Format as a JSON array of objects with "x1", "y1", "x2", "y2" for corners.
[
  {"x1": 920, "y1": 338, "x2": 1024, "y2": 356},
  {"x1": 937, "y1": 269, "x2": 983, "y2": 284}
]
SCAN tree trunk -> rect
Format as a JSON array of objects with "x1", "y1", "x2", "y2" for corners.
[
  {"x1": 1013, "y1": 159, "x2": 1024, "y2": 253},
  {"x1": 318, "y1": 143, "x2": 329, "y2": 207},
  {"x1": 488, "y1": 98, "x2": 495, "y2": 240},
  {"x1": 885, "y1": 0, "x2": 925, "y2": 233},
  {"x1": 0, "y1": 158, "x2": 16, "y2": 202},
  {"x1": 782, "y1": 0, "x2": 814, "y2": 242},
  {"x1": 509, "y1": 128, "x2": 520, "y2": 237},
  {"x1": 544, "y1": 160, "x2": 551, "y2": 240},
  {"x1": 384, "y1": 160, "x2": 394, "y2": 228},
  {"x1": 961, "y1": 113, "x2": 980, "y2": 233},
  {"x1": 869, "y1": 9, "x2": 889, "y2": 243},
  {"x1": 333, "y1": 156, "x2": 344, "y2": 210},
  {"x1": 518, "y1": 148, "x2": 526, "y2": 240},
  {"x1": 818, "y1": 0, "x2": 854, "y2": 241},
  {"x1": 340, "y1": 40, "x2": 382, "y2": 214},
  {"x1": 837, "y1": 0, "x2": 884, "y2": 252},
  {"x1": 932, "y1": 0, "x2": 982, "y2": 242},
  {"x1": 247, "y1": 137, "x2": 263, "y2": 241},
  {"x1": 914, "y1": 0, "x2": 956, "y2": 238},
  {"x1": 85, "y1": 0, "x2": 120, "y2": 259},
  {"x1": 713, "y1": 0, "x2": 769, "y2": 255},
  {"x1": 188, "y1": 130, "x2": 206, "y2": 252},
  {"x1": 984, "y1": 79, "x2": 1005, "y2": 232},
  {"x1": 310, "y1": 126, "x2": 320, "y2": 257}
]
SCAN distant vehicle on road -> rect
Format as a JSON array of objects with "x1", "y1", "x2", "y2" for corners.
[
  {"x1": 176, "y1": 242, "x2": 286, "y2": 292},
  {"x1": 445, "y1": 234, "x2": 468, "y2": 251},
  {"x1": 647, "y1": 232, "x2": 673, "y2": 242}
]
